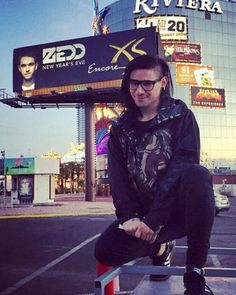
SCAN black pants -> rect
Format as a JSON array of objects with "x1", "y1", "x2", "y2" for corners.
[{"x1": 95, "y1": 165, "x2": 215, "y2": 268}]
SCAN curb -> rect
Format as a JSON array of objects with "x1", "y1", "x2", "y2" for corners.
[
  {"x1": 0, "y1": 210, "x2": 115, "y2": 220},
  {"x1": 0, "y1": 195, "x2": 115, "y2": 219}
]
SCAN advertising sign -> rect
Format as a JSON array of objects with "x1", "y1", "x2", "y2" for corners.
[
  {"x1": 96, "y1": 154, "x2": 108, "y2": 171},
  {"x1": 18, "y1": 175, "x2": 34, "y2": 198},
  {"x1": 95, "y1": 105, "x2": 121, "y2": 156},
  {"x1": 135, "y1": 16, "x2": 188, "y2": 41},
  {"x1": 162, "y1": 42, "x2": 201, "y2": 63},
  {"x1": 5, "y1": 158, "x2": 35, "y2": 175},
  {"x1": 96, "y1": 131, "x2": 109, "y2": 155},
  {"x1": 133, "y1": 0, "x2": 223, "y2": 15},
  {"x1": 95, "y1": 115, "x2": 110, "y2": 156},
  {"x1": 176, "y1": 63, "x2": 214, "y2": 86},
  {"x1": 13, "y1": 28, "x2": 157, "y2": 94},
  {"x1": 191, "y1": 86, "x2": 225, "y2": 108}
]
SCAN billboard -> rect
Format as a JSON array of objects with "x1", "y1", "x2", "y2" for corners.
[
  {"x1": 176, "y1": 63, "x2": 214, "y2": 86},
  {"x1": 18, "y1": 175, "x2": 34, "y2": 199},
  {"x1": 5, "y1": 158, "x2": 35, "y2": 175},
  {"x1": 162, "y1": 42, "x2": 201, "y2": 63},
  {"x1": 95, "y1": 105, "x2": 121, "y2": 156},
  {"x1": 96, "y1": 154, "x2": 108, "y2": 171},
  {"x1": 13, "y1": 28, "x2": 157, "y2": 95},
  {"x1": 191, "y1": 86, "x2": 226, "y2": 108},
  {"x1": 135, "y1": 16, "x2": 188, "y2": 41}
]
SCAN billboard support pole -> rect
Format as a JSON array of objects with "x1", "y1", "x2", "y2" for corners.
[{"x1": 85, "y1": 99, "x2": 96, "y2": 202}]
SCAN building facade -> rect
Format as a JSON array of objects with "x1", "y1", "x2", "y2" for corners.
[{"x1": 101, "y1": 0, "x2": 236, "y2": 172}]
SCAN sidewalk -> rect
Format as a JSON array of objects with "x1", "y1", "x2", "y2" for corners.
[
  {"x1": 133, "y1": 275, "x2": 236, "y2": 295},
  {"x1": 0, "y1": 194, "x2": 115, "y2": 219}
]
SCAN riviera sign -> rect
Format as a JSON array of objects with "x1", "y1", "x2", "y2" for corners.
[{"x1": 133, "y1": 0, "x2": 223, "y2": 14}]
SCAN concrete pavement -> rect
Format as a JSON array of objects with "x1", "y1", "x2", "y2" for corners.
[
  {"x1": 133, "y1": 275, "x2": 236, "y2": 295},
  {"x1": 0, "y1": 194, "x2": 115, "y2": 219}
]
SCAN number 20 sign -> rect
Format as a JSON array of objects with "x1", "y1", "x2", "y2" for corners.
[{"x1": 135, "y1": 16, "x2": 188, "y2": 41}]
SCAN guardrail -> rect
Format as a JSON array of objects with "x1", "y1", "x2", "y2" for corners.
[{"x1": 94, "y1": 246, "x2": 236, "y2": 295}]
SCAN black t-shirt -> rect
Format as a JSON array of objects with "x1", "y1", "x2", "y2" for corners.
[{"x1": 133, "y1": 117, "x2": 155, "y2": 143}]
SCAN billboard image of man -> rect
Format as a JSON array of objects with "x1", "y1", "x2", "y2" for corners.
[
  {"x1": 18, "y1": 54, "x2": 38, "y2": 90},
  {"x1": 18, "y1": 176, "x2": 33, "y2": 197}
]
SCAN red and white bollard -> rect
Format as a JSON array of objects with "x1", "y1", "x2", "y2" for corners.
[{"x1": 96, "y1": 261, "x2": 120, "y2": 295}]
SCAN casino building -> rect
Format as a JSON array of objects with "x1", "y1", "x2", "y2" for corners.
[{"x1": 99, "y1": 0, "x2": 236, "y2": 172}]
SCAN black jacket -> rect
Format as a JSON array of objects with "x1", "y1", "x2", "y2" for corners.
[{"x1": 108, "y1": 96, "x2": 200, "y2": 231}]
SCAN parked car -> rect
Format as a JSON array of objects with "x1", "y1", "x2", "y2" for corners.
[{"x1": 214, "y1": 192, "x2": 230, "y2": 215}]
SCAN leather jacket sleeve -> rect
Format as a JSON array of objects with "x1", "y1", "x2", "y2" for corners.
[
  {"x1": 108, "y1": 124, "x2": 140, "y2": 224},
  {"x1": 143, "y1": 110, "x2": 200, "y2": 231}
]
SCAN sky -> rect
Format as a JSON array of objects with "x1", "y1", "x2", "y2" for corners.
[{"x1": 0, "y1": 0, "x2": 115, "y2": 158}]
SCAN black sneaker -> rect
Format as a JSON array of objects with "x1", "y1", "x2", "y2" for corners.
[
  {"x1": 184, "y1": 270, "x2": 214, "y2": 295},
  {"x1": 149, "y1": 240, "x2": 176, "y2": 281}
]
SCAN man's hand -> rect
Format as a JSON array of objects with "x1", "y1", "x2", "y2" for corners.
[
  {"x1": 122, "y1": 217, "x2": 141, "y2": 236},
  {"x1": 134, "y1": 222, "x2": 157, "y2": 244},
  {"x1": 122, "y1": 218, "x2": 157, "y2": 244}
]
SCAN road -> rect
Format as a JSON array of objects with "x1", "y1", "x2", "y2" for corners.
[{"x1": 0, "y1": 198, "x2": 235, "y2": 295}]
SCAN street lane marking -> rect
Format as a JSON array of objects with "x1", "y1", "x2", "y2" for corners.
[
  {"x1": 210, "y1": 254, "x2": 222, "y2": 268},
  {"x1": 0, "y1": 233, "x2": 101, "y2": 295}
]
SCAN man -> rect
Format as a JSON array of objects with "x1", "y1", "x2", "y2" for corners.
[
  {"x1": 18, "y1": 54, "x2": 38, "y2": 90},
  {"x1": 95, "y1": 55, "x2": 215, "y2": 295}
]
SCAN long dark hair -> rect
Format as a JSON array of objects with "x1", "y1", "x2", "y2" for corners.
[{"x1": 121, "y1": 54, "x2": 173, "y2": 117}]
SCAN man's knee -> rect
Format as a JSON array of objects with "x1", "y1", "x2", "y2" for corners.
[
  {"x1": 179, "y1": 164, "x2": 214, "y2": 205},
  {"x1": 94, "y1": 223, "x2": 126, "y2": 266}
]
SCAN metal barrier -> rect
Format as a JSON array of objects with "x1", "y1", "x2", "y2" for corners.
[{"x1": 94, "y1": 246, "x2": 236, "y2": 295}]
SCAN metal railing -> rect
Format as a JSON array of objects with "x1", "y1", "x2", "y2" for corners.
[{"x1": 94, "y1": 246, "x2": 236, "y2": 295}]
